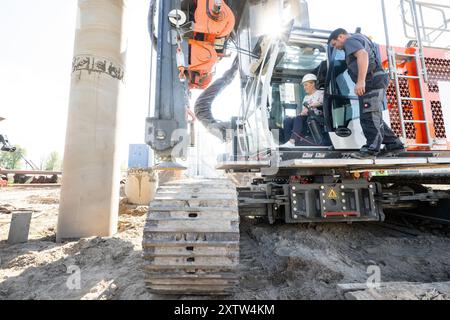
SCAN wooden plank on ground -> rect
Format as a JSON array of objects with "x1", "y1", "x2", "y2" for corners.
[{"x1": 338, "y1": 281, "x2": 450, "y2": 300}]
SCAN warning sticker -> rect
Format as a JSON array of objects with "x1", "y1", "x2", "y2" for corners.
[{"x1": 327, "y1": 189, "x2": 338, "y2": 199}]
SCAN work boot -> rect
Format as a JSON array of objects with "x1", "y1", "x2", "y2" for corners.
[
  {"x1": 379, "y1": 144, "x2": 406, "y2": 157},
  {"x1": 349, "y1": 147, "x2": 377, "y2": 159},
  {"x1": 349, "y1": 151, "x2": 377, "y2": 160}
]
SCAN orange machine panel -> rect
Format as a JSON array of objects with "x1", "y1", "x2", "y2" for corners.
[
  {"x1": 188, "y1": 0, "x2": 235, "y2": 89},
  {"x1": 380, "y1": 46, "x2": 450, "y2": 151},
  {"x1": 189, "y1": 40, "x2": 218, "y2": 88},
  {"x1": 194, "y1": 0, "x2": 235, "y2": 38}
]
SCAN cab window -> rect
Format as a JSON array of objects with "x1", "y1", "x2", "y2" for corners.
[{"x1": 329, "y1": 49, "x2": 360, "y2": 129}]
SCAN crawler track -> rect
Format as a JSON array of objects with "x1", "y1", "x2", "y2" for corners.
[{"x1": 143, "y1": 179, "x2": 240, "y2": 295}]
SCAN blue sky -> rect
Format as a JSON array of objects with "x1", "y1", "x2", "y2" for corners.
[{"x1": 0, "y1": 0, "x2": 447, "y2": 167}]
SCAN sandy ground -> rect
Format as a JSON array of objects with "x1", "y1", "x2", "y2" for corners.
[
  {"x1": 0, "y1": 187, "x2": 152, "y2": 300},
  {"x1": 0, "y1": 187, "x2": 449, "y2": 300}
]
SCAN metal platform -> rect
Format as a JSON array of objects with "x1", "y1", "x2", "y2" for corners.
[
  {"x1": 217, "y1": 156, "x2": 450, "y2": 172},
  {"x1": 282, "y1": 156, "x2": 450, "y2": 170},
  {"x1": 429, "y1": 157, "x2": 450, "y2": 164},
  {"x1": 216, "y1": 160, "x2": 270, "y2": 170}
]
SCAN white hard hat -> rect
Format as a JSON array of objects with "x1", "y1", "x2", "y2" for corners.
[{"x1": 302, "y1": 74, "x2": 317, "y2": 84}]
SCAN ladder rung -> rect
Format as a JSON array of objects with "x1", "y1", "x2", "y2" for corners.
[
  {"x1": 407, "y1": 143, "x2": 432, "y2": 147},
  {"x1": 399, "y1": 97, "x2": 425, "y2": 101},
  {"x1": 403, "y1": 120, "x2": 428, "y2": 124},
  {"x1": 395, "y1": 53, "x2": 416, "y2": 58},
  {"x1": 397, "y1": 75, "x2": 420, "y2": 79}
]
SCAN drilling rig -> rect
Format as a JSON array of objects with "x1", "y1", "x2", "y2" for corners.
[{"x1": 143, "y1": 0, "x2": 450, "y2": 295}]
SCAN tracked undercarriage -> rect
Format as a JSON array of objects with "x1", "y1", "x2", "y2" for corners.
[{"x1": 143, "y1": 179, "x2": 240, "y2": 295}]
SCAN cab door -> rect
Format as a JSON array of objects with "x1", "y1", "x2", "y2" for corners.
[{"x1": 324, "y1": 47, "x2": 390, "y2": 150}]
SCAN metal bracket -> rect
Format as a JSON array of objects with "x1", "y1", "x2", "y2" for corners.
[{"x1": 145, "y1": 118, "x2": 180, "y2": 153}]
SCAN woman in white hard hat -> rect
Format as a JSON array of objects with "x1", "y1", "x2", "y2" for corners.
[{"x1": 282, "y1": 73, "x2": 325, "y2": 148}]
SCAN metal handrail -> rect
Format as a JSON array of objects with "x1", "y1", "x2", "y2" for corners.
[{"x1": 400, "y1": 0, "x2": 450, "y2": 48}]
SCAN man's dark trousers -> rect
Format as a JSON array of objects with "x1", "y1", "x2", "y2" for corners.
[{"x1": 359, "y1": 88, "x2": 403, "y2": 154}]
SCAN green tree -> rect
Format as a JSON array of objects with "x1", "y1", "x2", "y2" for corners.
[
  {"x1": 0, "y1": 145, "x2": 26, "y2": 169},
  {"x1": 44, "y1": 151, "x2": 62, "y2": 171}
]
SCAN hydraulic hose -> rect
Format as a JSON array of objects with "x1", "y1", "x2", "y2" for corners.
[{"x1": 194, "y1": 57, "x2": 239, "y2": 141}]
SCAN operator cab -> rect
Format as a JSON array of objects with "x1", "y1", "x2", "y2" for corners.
[
  {"x1": 228, "y1": 26, "x2": 376, "y2": 162},
  {"x1": 271, "y1": 28, "x2": 389, "y2": 152},
  {"x1": 270, "y1": 35, "x2": 331, "y2": 148}
]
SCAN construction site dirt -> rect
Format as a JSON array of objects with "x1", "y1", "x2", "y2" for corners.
[{"x1": 1, "y1": 187, "x2": 449, "y2": 300}]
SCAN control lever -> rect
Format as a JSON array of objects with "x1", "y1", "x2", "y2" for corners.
[{"x1": 303, "y1": 102, "x2": 324, "y2": 146}]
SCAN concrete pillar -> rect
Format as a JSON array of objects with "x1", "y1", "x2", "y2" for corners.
[{"x1": 57, "y1": 0, "x2": 127, "y2": 241}]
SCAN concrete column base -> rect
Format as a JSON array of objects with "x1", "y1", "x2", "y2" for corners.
[{"x1": 57, "y1": 0, "x2": 127, "y2": 242}]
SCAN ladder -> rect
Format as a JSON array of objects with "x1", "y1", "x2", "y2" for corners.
[
  {"x1": 382, "y1": 0, "x2": 433, "y2": 148},
  {"x1": 388, "y1": 50, "x2": 433, "y2": 148}
]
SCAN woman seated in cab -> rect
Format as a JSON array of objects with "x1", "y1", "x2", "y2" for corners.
[{"x1": 282, "y1": 73, "x2": 325, "y2": 147}]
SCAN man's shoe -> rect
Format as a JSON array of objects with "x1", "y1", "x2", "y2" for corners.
[
  {"x1": 380, "y1": 145, "x2": 406, "y2": 157},
  {"x1": 280, "y1": 141, "x2": 296, "y2": 148},
  {"x1": 349, "y1": 151, "x2": 376, "y2": 160}
]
